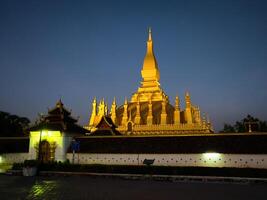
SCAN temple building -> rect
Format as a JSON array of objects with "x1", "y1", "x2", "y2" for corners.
[
  {"x1": 2, "y1": 30, "x2": 267, "y2": 171},
  {"x1": 87, "y1": 29, "x2": 213, "y2": 135},
  {"x1": 28, "y1": 100, "x2": 88, "y2": 162}
]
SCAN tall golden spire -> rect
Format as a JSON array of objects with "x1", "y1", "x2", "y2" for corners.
[
  {"x1": 141, "y1": 27, "x2": 160, "y2": 83},
  {"x1": 131, "y1": 28, "x2": 168, "y2": 103},
  {"x1": 148, "y1": 27, "x2": 152, "y2": 41}
]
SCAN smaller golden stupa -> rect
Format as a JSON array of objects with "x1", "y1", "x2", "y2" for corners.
[{"x1": 86, "y1": 28, "x2": 213, "y2": 135}]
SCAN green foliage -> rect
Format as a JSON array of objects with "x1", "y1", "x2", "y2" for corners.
[
  {"x1": 0, "y1": 163, "x2": 12, "y2": 172},
  {"x1": 12, "y1": 163, "x2": 24, "y2": 170},
  {"x1": 23, "y1": 159, "x2": 39, "y2": 167},
  {"x1": 220, "y1": 115, "x2": 267, "y2": 133},
  {"x1": 0, "y1": 111, "x2": 30, "y2": 137},
  {"x1": 221, "y1": 124, "x2": 235, "y2": 133}
]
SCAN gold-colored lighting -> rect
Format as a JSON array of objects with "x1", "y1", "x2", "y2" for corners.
[
  {"x1": 30, "y1": 130, "x2": 62, "y2": 148},
  {"x1": 87, "y1": 28, "x2": 213, "y2": 135},
  {"x1": 202, "y1": 153, "x2": 221, "y2": 160}
]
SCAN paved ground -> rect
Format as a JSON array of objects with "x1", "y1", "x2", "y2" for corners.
[{"x1": 0, "y1": 175, "x2": 267, "y2": 200}]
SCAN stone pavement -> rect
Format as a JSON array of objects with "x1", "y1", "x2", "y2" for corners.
[{"x1": 0, "y1": 175, "x2": 267, "y2": 200}]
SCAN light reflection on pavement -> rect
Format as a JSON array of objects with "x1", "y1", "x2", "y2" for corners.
[
  {"x1": 0, "y1": 175, "x2": 267, "y2": 200},
  {"x1": 26, "y1": 180, "x2": 58, "y2": 199}
]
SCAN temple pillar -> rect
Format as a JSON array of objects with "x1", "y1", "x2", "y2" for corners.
[
  {"x1": 202, "y1": 114, "x2": 207, "y2": 127},
  {"x1": 89, "y1": 97, "x2": 97, "y2": 128},
  {"x1": 105, "y1": 103, "x2": 108, "y2": 115},
  {"x1": 134, "y1": 99, "x2": 141, "y2": 125},
  {"x1": 98, "y1": 99, "x2": 106, "y2": 117},
  {"x1": 174, "y1": 96, "x2": 180, "y2": 125},
  {"x1": 185, "y1": 92, "x2": 192, "y2": 124},
  {"x1": 160, "y1": 99, "x2": 167, "y2": 125},
  {"x1": 147, "y1": 99, "x2": 153, "y2": 125},
  {"x1": 121, "y1": 98, "x2": 128, "y2": 125},
  {"x1": 193, "y1": 106, "x2": 201, "y2": 124},
  {"x1": 111, "y1": 97, "x2": 117, "y2": 124}
]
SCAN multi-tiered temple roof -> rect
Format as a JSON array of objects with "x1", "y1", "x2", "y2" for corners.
[{"x1": 30, "y1": 100, "x2": 88, "y2": 134}]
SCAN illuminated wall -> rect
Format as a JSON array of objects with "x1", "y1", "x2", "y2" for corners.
[
  {"x1": 66, "y1": 153, "x2": 267, "y2": 169},
  {"x1": 0, "y1": 155, "x2": 3, "y2": 164},
  {"x1": 29, "y1": 130, "x2": 72, "y2": 162},
  {"x1": 0, "y1": 153, "x2": 28, "y2": 164}
]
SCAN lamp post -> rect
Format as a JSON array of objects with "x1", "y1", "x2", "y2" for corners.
[
  {"x1": 38, "y1": 130, "x2": 43, "y2": 162},
  {"x1": 244, "y1": 121, "x2": 259, "y2": 133},
  {"x1": 72, "y1": 139, "x2": 75, "y2": 164},
  {"x1": 71, "y1": 139, "x2": 80, "y2": 164}
]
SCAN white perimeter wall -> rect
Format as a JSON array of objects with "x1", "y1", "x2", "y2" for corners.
[
  {"x1": 66, "y1": 153, "x2": 267, "y2": 169},
  {"x1": 0, "y1": 153, "x2": 29, "y2": 164},
  {"x1": 2, "y1": 153, "x2": 267, "y2": 169}
]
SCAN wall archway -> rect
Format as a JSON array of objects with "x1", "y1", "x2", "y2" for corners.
[
  {"x1": 127, "y1": 121, "x2": 134, "y2": 134},
  {"x1": 39, "y1": 140, "x2": 55, "y2": 163}
]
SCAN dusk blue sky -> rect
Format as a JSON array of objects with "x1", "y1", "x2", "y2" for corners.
[{"x1": 0, "y1": 0, "x2": 266, "y2": 131}]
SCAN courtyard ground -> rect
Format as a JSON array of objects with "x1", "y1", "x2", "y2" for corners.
[{"x1": 0, "y1": 175, "x2": 267, "y2": 200}]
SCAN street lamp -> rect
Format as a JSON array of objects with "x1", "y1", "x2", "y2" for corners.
[
  {"x1": 37, "y1": 130, "x2": 43, "y2": 162},
  {"x1": 244, "y1": 121, "x2": 259, "y2": 133}
]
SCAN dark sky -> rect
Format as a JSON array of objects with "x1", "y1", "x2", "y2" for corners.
[{"x1": 0, "y1": 0, "x2": 266, "y2": 131}]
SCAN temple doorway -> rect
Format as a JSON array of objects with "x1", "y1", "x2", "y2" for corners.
[
  {"x1": 39, "y1": 140, "x2": 53, "y2": 163},
  {"x1": 127, "y1": 122, "x2": 133, "y2": 134}
]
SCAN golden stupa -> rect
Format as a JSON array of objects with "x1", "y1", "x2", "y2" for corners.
[{"x1": 86, "y1": 28, "x2": 213, "y2": 135}]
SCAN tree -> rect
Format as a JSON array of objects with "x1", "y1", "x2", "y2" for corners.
[
  {"x1": 220, "y1": 115, "x2": 266, "y2": 133},
  {"x1": 259, "y1": 121, "x2": 267, "y2": 132},
  {"x1": 220, "y1": 123, "x2": 235, "y2": 133},
  {"x1": 0, "y1": 111, "x2": 30, "y2": 137}
]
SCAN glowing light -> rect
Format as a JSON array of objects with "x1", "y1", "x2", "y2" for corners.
[
  {"x1": 30, "y1": 130, "x2": 62, "y2": 149},
  {"x1": 202, "y1": 153, "x2": 221, "y2": 160},
  {"x1": 0, "y1": 156, "x2": 2, "y2": 163},
  {"x1": 26, "y1": 181, "x2": 58, "y2": 199}
]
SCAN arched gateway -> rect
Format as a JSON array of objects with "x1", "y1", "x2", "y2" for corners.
[{"x1": 39, "y1": 140, "x2": 53, "y2": 163}]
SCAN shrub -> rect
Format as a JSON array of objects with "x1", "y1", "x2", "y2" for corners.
[
  {"x1": 23, "y1": 159, "x2": 38, "y2": 167},
  {"x1": 12, "y1": 163, "x2": 23, "y2": 170}
]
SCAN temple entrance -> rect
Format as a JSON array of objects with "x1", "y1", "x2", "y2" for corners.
[
  {"x1": 127, "y1": 122, "x2": 133, "y2": 134},
  {"x1": 127, "y1": 122, "x2": 132, "y2": 132},
  {"x1": 39, "y1": 140, "x2": 53, "y2": 163}
]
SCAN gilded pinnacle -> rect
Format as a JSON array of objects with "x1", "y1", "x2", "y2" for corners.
[{"x1": 148, "y1": 27, "x2": 152, "y2": 41}]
